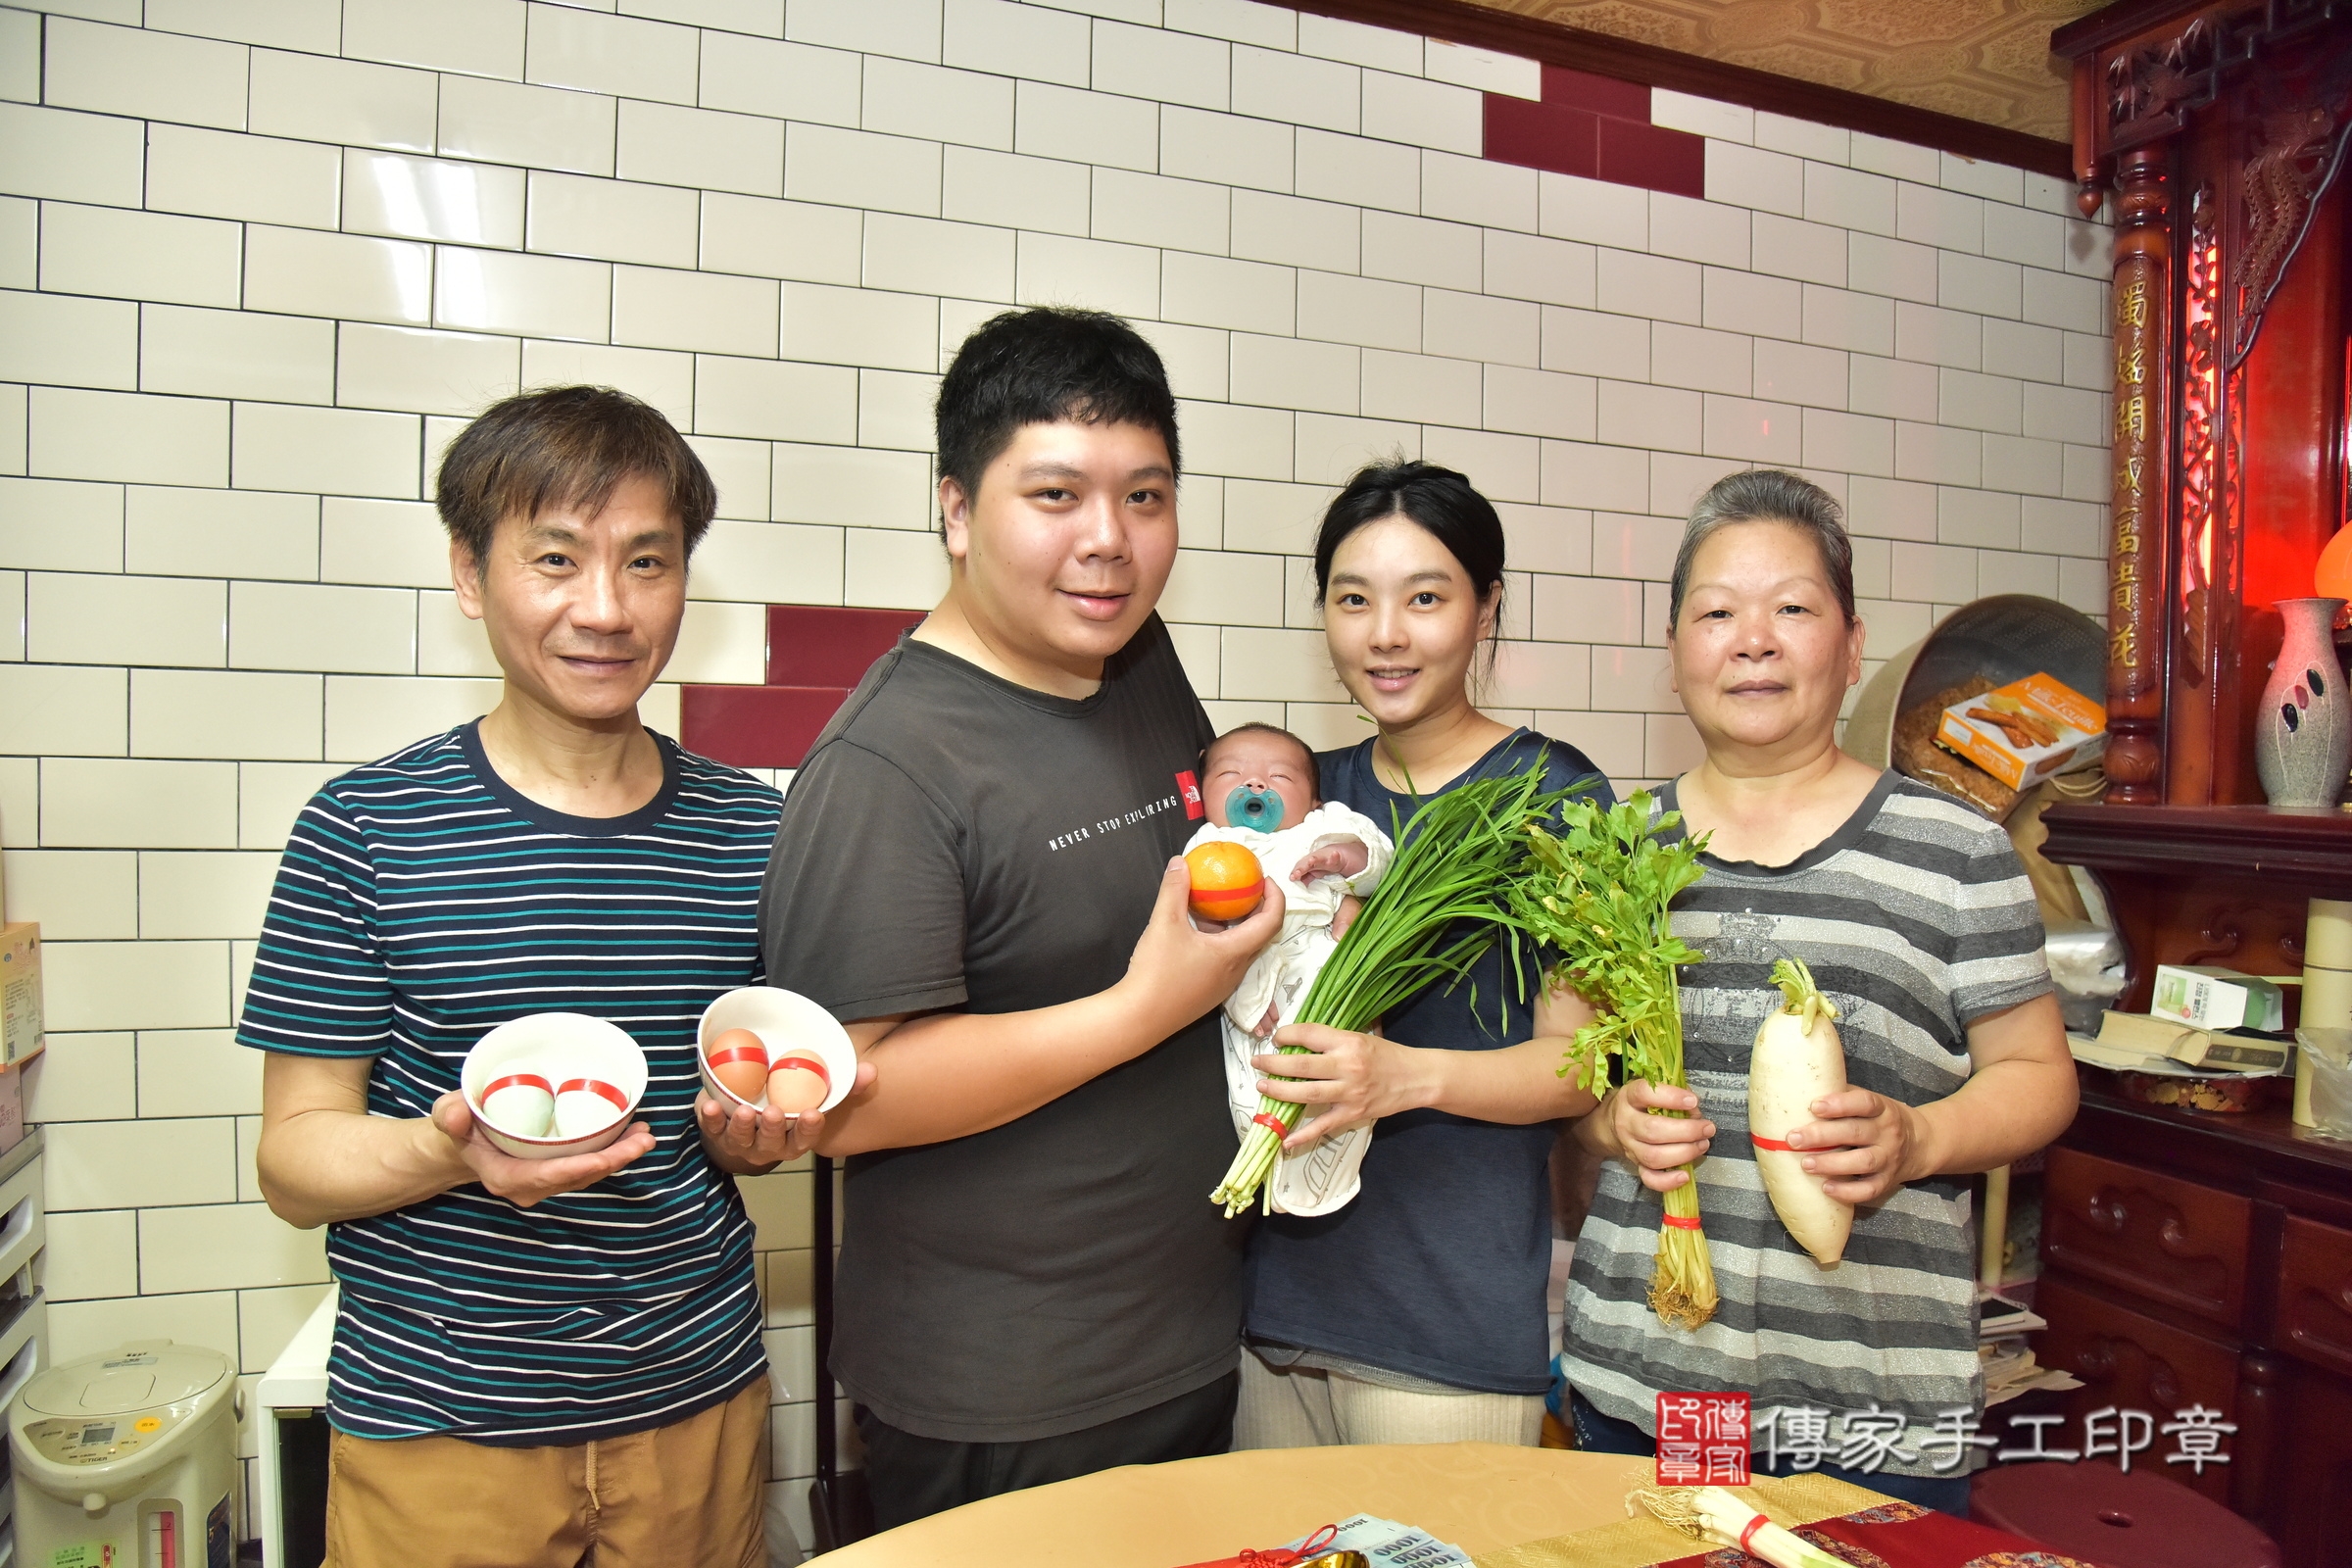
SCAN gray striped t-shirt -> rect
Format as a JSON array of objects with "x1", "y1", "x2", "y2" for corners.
[{"x1": 1555, "y1": 771, "x2": 2052, "y2": 1477}]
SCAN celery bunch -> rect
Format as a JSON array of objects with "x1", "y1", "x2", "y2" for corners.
[
  {"x1": 1509, "y1": 792, "x2": 1718, "y2": 1330},
  {"x1": 1209, "y1": 764, "x2": 1581, "y2": 1217}
]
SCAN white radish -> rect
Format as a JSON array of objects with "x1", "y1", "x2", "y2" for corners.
[{"x1": 1748, "y1": 956, "x2": 1852, "y2": 1267}]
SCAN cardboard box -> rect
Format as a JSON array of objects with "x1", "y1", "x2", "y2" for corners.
[
  {"x1": 2096, "y1": 1008, "x2": 2289, "y2": 1071},
  {"x1": 2151, "y1": 964, "x2": 2286, "y2": 1033},
  {"x1": 0, "y1": 1064, "x2": 23, "y2": 1154},
  {"x1": 1935, "y1": 672, "x2": 2107, "y2": 791},
  {"x1": 0, "y1": 924, "x2": 40, "y2": 1067}
]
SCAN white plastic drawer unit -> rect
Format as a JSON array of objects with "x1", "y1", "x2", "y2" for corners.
[
  {"x1": 0, "y1": 1128, "x2": 52, "y2": 1568},
  {"x1": 0, "y1": 1128, "x2": 48, "y2": 1399},
  {"x1": 0, "y1": 1134, "x2": 42, "y2": 1294}
]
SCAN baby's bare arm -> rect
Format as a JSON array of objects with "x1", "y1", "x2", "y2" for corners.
[
  {"x1": 1331, "y1": 893, "x2": 1364, "y2": 942},
  {"x1": 1292, "y1": 834, "x2": 1370, "y2": 884}
]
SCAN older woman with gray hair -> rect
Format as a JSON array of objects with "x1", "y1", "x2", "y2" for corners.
[{"x1": 1552, "y1": 469, "x2": 2075, "y2": 1515}]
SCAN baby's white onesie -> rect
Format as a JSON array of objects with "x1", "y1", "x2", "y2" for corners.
[{"x1": 1185, "y1": 802, "x2": 1394, "y2": 1216}]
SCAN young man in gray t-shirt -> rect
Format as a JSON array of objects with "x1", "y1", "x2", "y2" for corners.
[{"x1": 760, "y1": 308, "x2": 1281, "y2": 1528}]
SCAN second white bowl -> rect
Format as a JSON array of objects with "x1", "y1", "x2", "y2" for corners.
[{"x1": 697, "y1": 986, "x2": 856, "y2": 1116}]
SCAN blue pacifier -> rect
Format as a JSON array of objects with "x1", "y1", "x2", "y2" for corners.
[{"x1": 1226, "y1": 785, "x2": 1286, "y2": 831}]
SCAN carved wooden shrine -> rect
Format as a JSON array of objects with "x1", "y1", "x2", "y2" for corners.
[
  {"x1": 2027, "y1": 9, "x2": 2352, "y2": 1563},
  {"x1": 2056, "y1": 0, "x2": 2351, "y2": 806}
]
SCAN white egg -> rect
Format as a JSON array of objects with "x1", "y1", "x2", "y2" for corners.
[{"x1": 553, "y1": 1078, "x2": 626, "y2": 1139}]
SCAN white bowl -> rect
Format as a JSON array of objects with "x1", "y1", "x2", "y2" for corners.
[
  {"x1": 697, "y1": 987, "x2": 856, "y2": 1116},
  {"x1": 461, "y1": 1012, "x2": 649, "y2": 1160}
]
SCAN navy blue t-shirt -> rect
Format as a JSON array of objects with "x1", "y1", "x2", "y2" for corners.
[
  {"x1": 238, "y1": 724, "x2": 776, "y2": 1444},
  {"x1": 1244, "y1": 728, "x2": 1614, "y2": 1395}
]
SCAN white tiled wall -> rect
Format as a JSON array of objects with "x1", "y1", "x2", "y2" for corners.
[{"x1": 0, "y1": 0, "x2": 2111, "y2": 1551}]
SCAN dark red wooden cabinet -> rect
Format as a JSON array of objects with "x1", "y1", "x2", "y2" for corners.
[
  {"x1": 2041, "y1": 1147, "x2": 2252, "y2": 1330},
  {"x1": 2271, "y1": 1350, "x2": 2352, "y2": 1567},
  {"x1": 2034, "y1": 1088, "x2": 2352, "y2": 1562},
  {"x1": 2034, "y1": 801, "x2": 2352, "y2": 1563},
  {"x1": 2032, "y1": 1268, "x2": 2241, "y2": 1507},
  {"x1": 2277, "y1": 1215, "x2": 2352, "y2": 1381}
]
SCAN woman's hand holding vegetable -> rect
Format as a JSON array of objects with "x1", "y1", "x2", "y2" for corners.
[
  {"x1": 1209, "y1": 770, "x2": 1583, "y2": 1214},
  {"x1": 1253, "y1": 1023, "x2": 1429, "y2": 1150},
  {"x1": 1779, "y1": 1088, "x2": 1927, "y2": 1206},
  {"x1": 1255, "y1": 977, "x2": 1600, "y2": 1152},
  {"x1": 1586, "y1": 1080, "x2": 1715, "y2": 1193},
  {"x1": 1770, "y1": 995, "x2": 2072, "y2": 1208}
]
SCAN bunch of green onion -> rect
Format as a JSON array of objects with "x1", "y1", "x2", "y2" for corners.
[
  {"x1": 1209, "y1": 764, "x2": 1583, "y2": 1217},
  {"x1": 1506, "y1": 792, "x2": 1718, "y2": 1330}
]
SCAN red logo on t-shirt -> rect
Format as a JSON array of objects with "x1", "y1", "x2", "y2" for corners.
[{"x1": 1176, "y1": 770, "x2": 1203, "y2": 819}]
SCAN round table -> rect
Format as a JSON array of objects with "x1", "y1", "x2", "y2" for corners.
[{"x1": 811, "y1": 1443, "x2": 1657, "y2": 1566}]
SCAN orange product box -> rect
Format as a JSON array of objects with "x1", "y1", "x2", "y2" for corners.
[
  {"x1": 0, "y1": 923, "x2": 41, "y2": 1067},
  {"x1": 1935, "y1": 673, "x2": 2107, "y2": 791}
]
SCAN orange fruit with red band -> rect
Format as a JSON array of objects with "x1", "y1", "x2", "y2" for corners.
[{"x1": 1186, "y1": 841, "x2": 1265, "y2": 922}]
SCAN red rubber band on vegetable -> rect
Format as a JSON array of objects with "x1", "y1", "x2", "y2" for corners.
[
  {"x1": 1749, "y1": 1133, "x2": 1795, "y2": 1152},
  {"x1": 1740, "y1": 1513, "x2": 1769, "y2": 1553},
  {"x1": 1660, "y1": 1212, "x2": 1702, "y2": 1229},
  {"x1": 1252, "y1": 1112, "x2": 1288, "y2": 1134}
]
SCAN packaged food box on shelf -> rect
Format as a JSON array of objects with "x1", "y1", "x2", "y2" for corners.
[
  {"x1": 1935, "y1": 673, "x2": 2107, "y2": 791},
  {"x1": 0, "y1": 926, "x2": 39, "y2": 1067}
]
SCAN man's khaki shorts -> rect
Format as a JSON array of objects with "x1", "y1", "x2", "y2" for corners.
[{"x1": 323, "y1": 1375, "x2": 770, "y2": 1568}]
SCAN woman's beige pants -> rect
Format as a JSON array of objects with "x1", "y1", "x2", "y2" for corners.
[{"x1": 1235, "y1": 1347, "x2": 1544, "y2": 1448}]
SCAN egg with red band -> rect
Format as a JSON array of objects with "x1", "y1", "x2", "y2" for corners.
[
  {"x1": 705, "y1": 1027, "x2": 771, "y2": 1104},
  {"x1": 478, "y1": 1072, "x2": 555, "y2": 1138},
  {"x1": 765, "y1": 1054, "x2": 830, "y2": 1112},
  {"x1": 553, "y1": 1077, "x2": 628, "y2": 1139}
]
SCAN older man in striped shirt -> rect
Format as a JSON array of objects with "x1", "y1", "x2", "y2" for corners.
[{"x1": 242, "y1": 387, "x2": 841, "y2": 1568}]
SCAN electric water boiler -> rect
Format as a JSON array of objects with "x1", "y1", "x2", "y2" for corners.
[{"x1": 9, "y1": 1340, "x2": 238, "y2": 1568}]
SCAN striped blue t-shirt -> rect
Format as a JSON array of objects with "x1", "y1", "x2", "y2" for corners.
[{"x1": 237, "y1": 722, "x2": 779, "y2": 1445}]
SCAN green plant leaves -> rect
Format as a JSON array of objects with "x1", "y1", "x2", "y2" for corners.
[{"x1": 1505, "y1": 790, "x2": 1710, "y2": 1093}]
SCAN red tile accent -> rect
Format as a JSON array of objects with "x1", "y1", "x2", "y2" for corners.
[
  {"x1": 765, "y1": 605, "x2": 928, "y2": 688},
  {"x1": 680, "y1": 684, "x2": 854, "y2": 769},
  {"x1": 1594, "y1": 116, "x2": 1706, "y2": 199},
  {"x1": 1483, "y1": 94, "x2": 1596, "y2": 179},
  {"x1": 1540, "y1": 64, "x2": 1649, "y2": 123},
  {"x1": 1481, "y1": 56, "x2": 1704, "y2": 199}
]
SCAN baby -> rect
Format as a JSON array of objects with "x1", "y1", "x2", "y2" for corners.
[{"x1": 1186, "y1": 723, "x2": 1393, "y2": 1216}]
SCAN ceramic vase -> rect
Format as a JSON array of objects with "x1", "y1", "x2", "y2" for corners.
[{"x1": 2256, "y1": 597, "x2": 2351, "y2": 807}]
